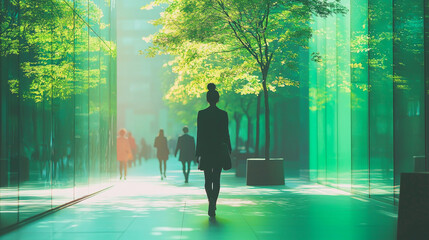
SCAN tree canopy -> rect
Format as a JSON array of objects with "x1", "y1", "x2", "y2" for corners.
[
  {"x1": 144, "y1": 0, "x2": 346, "y2": 158},
  {"x1": 1, "y1": 0, "x2": 116, "y2": 103}
]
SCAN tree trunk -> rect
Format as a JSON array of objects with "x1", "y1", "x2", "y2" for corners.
[
  {"x1": 255, "y1": 94, "x2": 261, "y2": 156},
  {"x1": 234, "y1": 112, "x2": 242, "y2": 151},
  {"x1": 262, "y1": 71, "x2": 270, "y2": 161},
  {"x1": 246, "y1": 113, "x2": 252, "y2": 154}
]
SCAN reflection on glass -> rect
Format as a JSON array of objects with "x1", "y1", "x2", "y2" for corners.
[
  {"x1": 0, "y1": 0, "x2": 116, "y2": 229},
  {"x1": 308, "y1": 0, "x2": 427, "y2": 204}
]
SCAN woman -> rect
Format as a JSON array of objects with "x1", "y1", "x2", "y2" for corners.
[
  {"x1": 154, "y1": 129, "x2": 169, "y2": 180},
  {"x1": 117, "y1": 128, "x2": 132, "y2": 180},
  {"x1": 196, "y1": 83, "x2": 231, "y2": 217},
  {"x1": 127, "y1": 131, "x2": 137, "y2": 167}
]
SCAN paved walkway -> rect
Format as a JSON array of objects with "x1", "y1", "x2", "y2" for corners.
[{"x1": 1, "y1": 158, "x2": 397, "y2": 240}]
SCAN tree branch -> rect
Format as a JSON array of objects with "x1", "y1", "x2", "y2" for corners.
[{"x1": 215, "y1": 0, "x2": 262, "y2": 66}]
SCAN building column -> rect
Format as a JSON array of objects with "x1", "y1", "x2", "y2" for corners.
[{"x1": 425, "y1": 0, "x2": 429, "y2": 171}]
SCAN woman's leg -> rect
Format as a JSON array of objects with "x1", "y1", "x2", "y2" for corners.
[
  {"x1": 124, "y1": 162, "x2": 128, "y2": 179},
  {"x1": 119, "y1": 162, "x2": 123, "y2": 179},
  {"x1": 204, "y1": 169, "x2": 214, "y2": 201},
  {"x1": 158, "y1": 159, "x2": 163, "y2": 179},
  {"x1": 186, "y1": 161, "x2": 191, "y2": 181},
  {"x1": 204, "y1": 168, "x2": 221, "y2": 216},
  {"x1": 182, "y1": 162, "x2": 187, "y2": 181},
  {"x1": 163, "y1": 160, "x2": 167, "y2": 177},
  {"x1": 211, "y1": 168, "x2": 222, "y2": 205}
]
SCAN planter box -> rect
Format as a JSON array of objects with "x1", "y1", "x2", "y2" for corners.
[
  {"x1": 397, "y1": 172, "x2": 429, "y2": 240},
  {"x1": 246, "y1": 158, "x2": 285, "y2": 186}
]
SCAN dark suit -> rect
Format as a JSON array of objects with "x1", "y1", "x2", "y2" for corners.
[
  {"x1": 175, "y1": 134, "x2": 195, "y2": 162},
  {"x1": 196, "y1": 105, "x2": 231, "y2": 170}
]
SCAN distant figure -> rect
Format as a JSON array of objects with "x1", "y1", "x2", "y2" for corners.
[
  {"x1": 168, "y1": 137, "x2": 177, "y2": 157},
  {"x1": 127, "y1": 132, "x2": 137, "y2": 167},
  {"x1": 139, "y1": 138, "x2": 148, "y2": 164},
  {"x1": 196, "y1": 83, "x2": 231, "y2": 217},
  {"x1": 117, "y1": 128, "x2": 132, "y2": 180},
  {"x1": 175, "y1": 126, "x2": 196, "y2": 183},
  {"x1": 154, "y1": 129, "x2": 169, "y2": 180}
]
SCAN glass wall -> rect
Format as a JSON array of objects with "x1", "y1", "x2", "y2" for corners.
[
  {"x1": 426, "y1": 0, "x2": 429, "y2": 172},
  {"x1": 0, "y1": 0, "x2": 117, "y2": 229},
  {"x1": 308, "y1": 0, "x2": 428, "y2": 204}
]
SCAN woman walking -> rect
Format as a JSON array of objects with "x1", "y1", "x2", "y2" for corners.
[
  {"x1": 117, "y1": 128, "x2": 132, "y2": 180},
  {"x1": 196, "y1": 83, "x2": 231, "y2": 217},
  {"x1": 154, "y1": 129, "x2": 169, "y2": 180}
]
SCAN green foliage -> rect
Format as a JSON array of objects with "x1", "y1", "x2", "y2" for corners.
[
  {"x1": 143, "y1": 0, "x2": 344, "y2": 105},
  {"x1": 143, "y1": 0, "x2": 346, "y2": 92},
  {"x1": 144, "y1": 0, "x2": 346, "y2": 156},
  {"x1": 0, "y1": 0, "x2": 116, "y2": 102}
]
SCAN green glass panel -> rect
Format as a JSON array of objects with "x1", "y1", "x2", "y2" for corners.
[
  {"x1": 393, "y1": 0, "x2": 425, "y2": 201},
  {"x1": 0, "y1": 0, "x2": 116, "y2": 228},
  {"x1": 75, "y1": 16, "x2": 91, "y2": 198},
  {"x1": 100, "y1": 40, "x2": 112, "y2": 182},
  {"x1": 89, "y1": 32, "x2": 102, "y2": 191},
  {"x1": 325, "y1": 14, "x2": 338, "y2": 187},
  {"x1": 17, "y1": 0, "x2": 54, "y2": 221},
  {"x1": 109, "y1": 40, "x2": 117, "y2": 181},
  {"x1": 426, "y1": 0, "x2": 429, "y2": 171},
  {"x1": 99, "y1": 0, "x2": 111, "y2": 43},
  {"x1": 0, "y1": 1, "x2": 20, "y2": 228},
  {"x1": 350, "y1": 0, "x2": 369, "y2": 196},
  {"x1": 368, "y1": 0, "x2": 394, "y2": 202},
  {"x1": 306, "y1": 0, "x2": 427, "y2": 203},
  {"x1": 89, "y1": 0, "x2": 101, "y2": 36},
  {"x1": 316, "y1": 17, "x2": 327, "y2": 185},
  {"x1": 51, "y1": 0, "x2": 76, "y2": 207},
  {"x1": 308, "y1": 19, "x2": 319, "y2": 182},
  {"x1": 337, "y1": 0, "x2": 352, "y2": 192},
  {"x1": 76, "y1": 0, "x2": 88, "y2": 22}
]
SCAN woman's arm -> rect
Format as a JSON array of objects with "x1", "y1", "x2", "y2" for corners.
[
  {"x1": 195, "y1": 111, "x2": 201, "y2": 158},
  {"x1": 225, "y1": 112, "x2": 232, "y2": 153},
  {"x1": 165, "y1": 137, "x2": 169, "y2": 155}
]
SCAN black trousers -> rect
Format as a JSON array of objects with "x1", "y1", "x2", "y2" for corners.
[
  {"x1": 182, "y1": 161, "x2": 191, "y2": 181},
  {"x1": 204, "y1": 168, "x2": 222, "y2": 205},
  {"x1": 158, "y1": 159, "x2": 167, "y2": 175}
]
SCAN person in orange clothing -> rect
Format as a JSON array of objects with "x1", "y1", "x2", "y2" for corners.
[
  {"x1": 127, "y1": 131, "x2": 138, "y2": 167},
  {"x1": 117, "y1": 128, "x2": 132, "y2": 180}
]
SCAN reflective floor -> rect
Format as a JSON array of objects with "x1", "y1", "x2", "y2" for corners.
[{"x1": 1, "y1": 158, "x2": 398, "y2": 240}]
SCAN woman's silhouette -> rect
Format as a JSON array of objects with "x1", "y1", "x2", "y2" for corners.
[
  {"x1": 154, "y1": 129, "x2": 169, "y2": 180},
  {"x1": 196, "y1": 83, "x2": 231, "y2": 217}
]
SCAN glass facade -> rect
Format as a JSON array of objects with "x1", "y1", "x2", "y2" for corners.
[
  {"x1": 308, "y1": 0, "x2": 429, "y2": 204},
  {"x1": 0, "y1": 0, "x2": 117, "y2": 229}
]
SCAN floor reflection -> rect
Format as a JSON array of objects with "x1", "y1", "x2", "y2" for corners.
[{"x1": 1, "y1": 158, "x2": 398, "y2": 240}]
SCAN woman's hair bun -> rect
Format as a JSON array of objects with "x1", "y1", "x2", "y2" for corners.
[{"x1": 207, "y1": 83, "x2": 216, "y2": 91}]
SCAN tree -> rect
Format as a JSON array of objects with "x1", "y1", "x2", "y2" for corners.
[
  {"x1": 145, "y1": 0, "x2": 346, "y2": 160},
  {"x1": 1, "y1": 0, "x2": 115, "y2": 102}
]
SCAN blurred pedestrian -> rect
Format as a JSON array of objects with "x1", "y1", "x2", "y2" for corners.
[
  {"x1": 154, "y1": 129, "x2": 169, "y2": 180},
  {"x1": 117, "y1": 128, "x2": 132, "y2": 180},
  {"x1": 127, "y1": 131, "x2": 137, "y2": 167},
  {"x1": 139, "y1": 138, "x2": 148, "y2": 164},
  {"x1": 175, "y1": 126, "x2": 195, "y2": 183}
]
